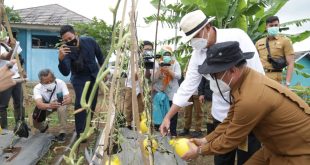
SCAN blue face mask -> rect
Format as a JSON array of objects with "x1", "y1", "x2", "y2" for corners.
[
  {"x1": 267, "y1": 27, "x2": 280, "y2": 36},
  {"x1": 163, "y1": 56, "x2": 172, "y2": 63}
]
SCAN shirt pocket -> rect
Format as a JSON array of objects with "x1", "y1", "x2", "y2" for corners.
[{"x1": 275, "y1": 43, "x2": 283, "y2": 49}]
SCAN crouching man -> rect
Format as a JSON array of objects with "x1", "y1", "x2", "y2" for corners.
[{"x1": 33, "y1": 69, "x2": 71, "y2": 143}]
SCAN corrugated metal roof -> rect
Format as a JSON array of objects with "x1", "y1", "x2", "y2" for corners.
[{"x1": 14, "y1": 4, "x2": 91, "y2": 26}]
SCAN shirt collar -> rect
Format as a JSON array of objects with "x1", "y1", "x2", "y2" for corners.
[{"x1": 231, "y1": 67, "x2": 250, "y2": 97}]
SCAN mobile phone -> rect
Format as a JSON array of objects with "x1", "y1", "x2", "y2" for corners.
[{"x1": 56, "y1": 92, "x2": 63, "y2": 104}]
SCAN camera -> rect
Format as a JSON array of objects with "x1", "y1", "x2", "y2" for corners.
[
  {"x1": 67, "y1": 46, "x2": 78, "y2": 54},
  {"x1": 142, "y1": 50, "x2": 161, "y2": 69}
]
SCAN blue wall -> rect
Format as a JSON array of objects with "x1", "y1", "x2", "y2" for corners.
[
  {"x1": 16, "y1": 29, "x2": 71, "y2": 82},
  {"x1": 291, "y1": 57, "x2": 310, "y2": 86}
]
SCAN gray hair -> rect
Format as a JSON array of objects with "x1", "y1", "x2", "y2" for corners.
[{"x1": 38, "y1": 69, "x2": 55, "y2": 81}]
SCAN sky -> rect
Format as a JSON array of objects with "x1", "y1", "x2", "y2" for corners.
[{"x1": 4, "y1": 0, "x2": 310, "y2": 52}]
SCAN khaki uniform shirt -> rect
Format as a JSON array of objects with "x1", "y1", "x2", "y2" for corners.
[
  {"x1": 255, "y1": 35, "x2": 294, "y2": 70},
  {"x1": 201, "y1": 67, "x2": 310, "y2": 162}
]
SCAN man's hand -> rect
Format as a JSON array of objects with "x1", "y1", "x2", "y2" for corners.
[
  {"x1": 0, "y1": 64, "x2": 15, "y2": 92},
  {"x1": 62, "y1": 95, "x2": 71, "y2": 105},
  {"x1": 181, "y1": 141, "x2": 199, "y2": 161},
  {"x1": 49, "y1": 101, "x2": 61, "y2": 109},
  {"x1": 190, "y1": 138, "x2": 207, "y2": 146},
  {"x1": 58, "y1": 45, "x2": 71, "y2": 61},
  {"x1": 159, "y1": 117, "x2": 170, "y2": 136},
  {"x1": 198, "y1": 95, "x2": 205, "y2": 104},
  {"x1": 9, "y1": 38, "x2": 16, "y2": 48}
]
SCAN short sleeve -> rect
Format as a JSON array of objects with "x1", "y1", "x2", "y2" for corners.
[
  {"x1": 283, "y1": 38, "x2": 294, "y2": 56},
  {"x1": 33, "y1": 85, "x2": 42, "y2": 100}
]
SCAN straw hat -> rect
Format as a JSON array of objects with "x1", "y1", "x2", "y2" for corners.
[{"x1": 180, "y1": 10, "x2": 215, "y2": 43}]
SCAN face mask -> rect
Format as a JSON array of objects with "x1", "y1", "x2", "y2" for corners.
[
  {"x1": 267, "y1": 27, "x2": 279, "y2": 36},
  {"x1": 215, "y1": 71, "x2": 233, "y2": 104},
  {"x1": 163, "y1": 56, "x2": 172, "y2": 63},
  {"x1": 190, "y1": 30, "x2": 208, "y2": 50},
  {"x1": 43, "y1": 82, "x2": 56, "y2": 91}
]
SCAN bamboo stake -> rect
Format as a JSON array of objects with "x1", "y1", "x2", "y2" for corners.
[
  {"x1": 102, "y1": 0, "x2": 128, "y2": 164},
  {"x1": 129, "y1": 0, "x2": 150, "y2": 165}
]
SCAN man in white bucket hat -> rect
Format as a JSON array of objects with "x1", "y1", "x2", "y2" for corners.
[{"x1": 160, "y1": 10, "x2": 265, "y2": 165}]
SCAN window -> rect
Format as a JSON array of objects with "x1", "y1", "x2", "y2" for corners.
[{"x1": 32, "y1": 35, "x2": 60, "y2": 49}]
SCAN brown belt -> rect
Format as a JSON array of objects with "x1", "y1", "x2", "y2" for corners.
[{"x1": 264, "y1": 68, "x2": 282, "y2": 72}]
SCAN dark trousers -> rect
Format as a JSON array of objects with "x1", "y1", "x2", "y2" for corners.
[
  {"x1": 0, "y1": 82, "x2": 25, "y2": 129},
  {"x1": 72, "y1": 79, "x2": 98, "y2": 135},
  {"x1": 169, "y1": 101, "x2": 178, "y2": 136},
  {"x1": 211, "y1": 119, "x2": 261, "y2": 165}
]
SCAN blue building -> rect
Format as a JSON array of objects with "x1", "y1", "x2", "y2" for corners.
[{"x1": 11, "y1": 4, "x2": 90, "y2": 81}]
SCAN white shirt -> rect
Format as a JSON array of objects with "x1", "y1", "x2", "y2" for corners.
[
  {"x1": 125, "y1": 64, "x2": 141, "y2": 95},
  {"x1": 173, "y1": 28, "x2": 265, "y2": 122},
  {"x1": 33, "y1": 79, "x2": 69, "y2": 103}
]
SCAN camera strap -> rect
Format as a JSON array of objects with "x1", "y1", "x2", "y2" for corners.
[
  {"x1": 265, "y1": 38, "x2": 273, "y2": 60},
  {"x1": 44, "y1": 81, "x2": 57, "y2": 104}
]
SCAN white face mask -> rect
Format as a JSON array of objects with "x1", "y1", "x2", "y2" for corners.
[
  {"x1": 43, "y1": 82, "x2": 56, "y2": 91},
  {"x1": 217, "y1": 71, "x2": 233, "y2": 91},
  {"x1": 190, "y1": 30, "x2": 208, "y2": 50}
]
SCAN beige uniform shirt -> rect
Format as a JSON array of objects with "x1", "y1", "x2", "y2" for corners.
[
  {"x1": 201, "y1": 67, "x2": 310, "y2": 163},
  {"x1": 255, "y1": 35, "x2": 294, "y2": 70}
]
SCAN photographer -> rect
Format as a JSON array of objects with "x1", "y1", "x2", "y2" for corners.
[
  {"x1": 33, "y1": 69, "x2": 71, "y2": 143},
  {"x1": 58, "y1": 25, "x2": 104, "y2": 140},
  {"x1": 124, "y1": 41, "x2": 153, "y2": 129},
  {"x1": 152, "y1": 45, "x2": 181, "y2": 136}
]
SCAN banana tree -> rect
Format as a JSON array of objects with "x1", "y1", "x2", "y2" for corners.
[{"x1": 145, "y1": 0, "x2": 310, "y2": 43}]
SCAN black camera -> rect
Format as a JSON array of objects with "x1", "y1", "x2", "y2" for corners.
[
  {"x1": 159, "y1": 62, "x2": 171, "y2": 67},
  {"x1": 65, "y1": 38, "x2": 78, "y2": 46},
  {"x1": 142, "y1": 50, "x2": 161, "y2": 69}
]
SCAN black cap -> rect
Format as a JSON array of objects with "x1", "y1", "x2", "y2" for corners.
[{"x1": 198, "y1": 41, "x2": 254, "y2": 74}]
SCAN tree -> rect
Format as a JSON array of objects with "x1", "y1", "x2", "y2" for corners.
[
  {"x1": 5, "y1": 6, "x2": 21, "y2": 22},
  {"x1": 145, "y1": 0, "x2": 310, "y2": 44},
  {"x1": 74, "y1": 17, "x2": 114, "y2": 57}
]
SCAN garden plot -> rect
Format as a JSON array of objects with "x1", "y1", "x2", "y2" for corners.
[{"x1": 92, "y1": 128, "x2": 187, "y2": 165}]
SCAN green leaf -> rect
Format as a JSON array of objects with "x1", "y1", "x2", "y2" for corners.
[
  {"x1": 287, "y1": 31, "x2": 310, "y2": 43},
  {"x1": 295, "y1": 63, "x2": 305, "y2": 70},
  {"x1": 243, "y1": 4, "x2": 261, "y2": 16},
  {"x1": 224, "y1": 0, "x2": 241, "y2": 28},
  {"x1": 281, "y1": 18, "x2": 310, "y2": 27},
  {"x1": 301, "y1": 72, "x2": 310, "y2": 78}
]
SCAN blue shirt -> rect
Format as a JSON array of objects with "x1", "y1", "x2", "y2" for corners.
[{"x1": 58, "y1": 36, "x2": 105, "y2": 83}]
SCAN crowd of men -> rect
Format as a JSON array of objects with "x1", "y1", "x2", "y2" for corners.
[{"x1": 0, "y1": 9, "x2": 309, "y2": 165}]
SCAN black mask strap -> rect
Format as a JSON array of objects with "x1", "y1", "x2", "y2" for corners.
[{"x1": 215, "y1": 78, "x2": 232, "y2": 105}]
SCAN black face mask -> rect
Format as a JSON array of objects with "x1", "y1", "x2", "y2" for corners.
[{"x1": 65, "y1": 38, "x2": 78, "y2": 46}]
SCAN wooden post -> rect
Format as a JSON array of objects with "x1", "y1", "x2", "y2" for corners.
[{"x1": 129, "y1": 0, "x2": 151, "y2": 165}]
